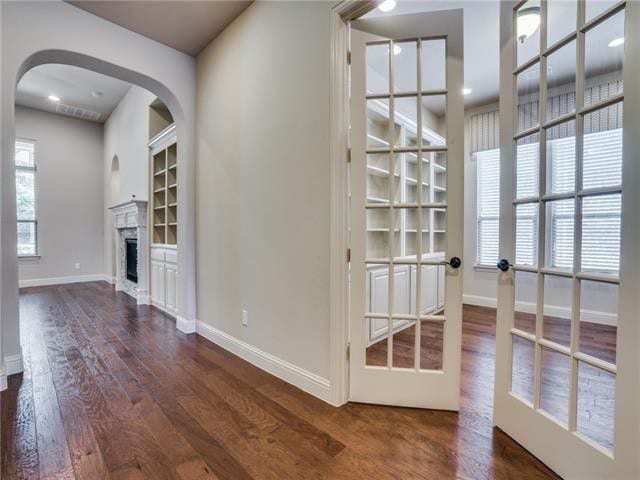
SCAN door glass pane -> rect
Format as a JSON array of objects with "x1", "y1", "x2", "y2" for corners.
[
  {"x1": 392, "y1": 264, "x2": 415, "y2": 315},
  {"x1": 366, "y1": 209, "x2": 391, "y2": 258},
  {"x1": 516, "y1": 1, "x2": 541, "y2": 67},
  {"x1": 421, "y1": 209, "x2": 447, "y2": 258},
  {"x1": 583, "y1": 103, "x2": 623, "y2": 190},
  {"x1": 367, "y1": 153, "x2": 390, "y2": 204},
  {"x1": 392, "y1": 320, "x2": 416, "y2": 368},
  {"x1": 577, "y1": 362, "x2": 615, "y2": 452},
  {"x1": 545, "y1": 199, "x2": 575, "y2": 270},
  {"x1": 366, "y1": 264, "x2": 389, "y2": 315},
  {"x1": 393, "y1": 41, "x2": 417, "y2": 93},
  {"x1": 546, "y1": 40, "x2": 576, "y2": 121},
  {"x1": 511, "y1": 335, "x2": 535, "y2": 404},
  {"x1": 547, "y1": 0, "x2": 577, "y2": 47},
  {"x1": 515, "y1": 270, "x2": 537, "y2": 334},
  {"x1": 579, "y1": 280, "x2": 617, "y2": 365},
  {"x1": 516, "y1": 203, "x2": 538, "y2": 266},
  {"x1": 546, "y1": 120, "x2": 576, "y2": 194},
  {"x1": 586, "y1": 0, "x2": 619, "y2": 22},
  {"x1": 367, "y1": 98, "x2": 391, "y2": 148},
  {"x1": 517, "y1": 63, "x2": 540, "y2": 133},
  {"x1": 366, "y1": 317, "x2": 389, "y2": 367},
  {"x1": 395, "y1": 96, "x2": 419, "y2": 148},
  {"x1": 581, "y1": 193, "x2": 621, "y2": 274},
  {"x1": 540, "y1": 348, "x2": 571, "y2": 425},
  {"x1": 366, "y1": 42, "x2": 390, "y2": 95},
  {"x1": 516, "y1": 133, "x2": 539, "y2": 199},
  {"x1": 420, "y1": 39, "x2": 446, "y2": 91},
  {"x1": 419, "y1": 264, "x2": 445, "y2": 316},
  {"x1": 430, "y1": 151, "x2": 447, "y2": 204},
  {"x1": 542, "y1": 275, "x2": 572, "y2": 347},
  {"x1": 584, "y1": 9, "x2": 624, "y2": 107},
  {"x1": 420, "y1": 320, "x2": 444, "y2": 370},
  {"x1": 422, "y1": 95, "x2": 446, "y2": 143}
]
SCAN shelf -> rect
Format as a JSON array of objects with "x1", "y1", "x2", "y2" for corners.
[
  {"x1": 433, "y1": 185, "x2": 447, "y2": 192},
  {"x1": 168, "y1": 183, "x2": 177, "y2": 189},
  {"x1": 168, "y1": 202, "x2": 177, "y2": 208},
  {"x1": 154, "y1": 223, "x2": 166, "y2": 227},
  {"x1": 154, "y1": 205, "x2": 165, "y2": 211},
  {"x1": 367, "y1": 133, "x2": 390, "y2": 147},
  {"x1": 168, "y1": 164, "x2": 177, "y2": 170},
  {"x1": 433, "y1": 163, "x2": 447, "y2": 172},
  {"x1": 367, "y1": 165, "x2": 389, "y2": 177},
  {"x1": 154, "y1": 168, "x2": 167, "y2": 176},
  {"x1": 366, "y1": 196, "x2": 388, "y2": 203},
  {"x1": 367, "y1": 228, "x2": 401, "y2": 233},
  {"x1": 405, "y1": 177, "x2": 429, "y2": 187},
  {"x1": 154, "y1": 187, "x2": 166, "y2": 193}
]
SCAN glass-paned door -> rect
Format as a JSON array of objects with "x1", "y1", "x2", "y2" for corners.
[
  {"x1": 349, "y1": 10, "x2": 464, "y2": 409},
  {"x1": 495, "y1": 1, "x2": 640, "y2": 477}
]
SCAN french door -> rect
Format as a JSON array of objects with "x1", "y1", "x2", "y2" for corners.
[
  {"x1": 349, "y1": 10, "x2": 464, "y2": 409},
  {"x1": 495, "y1": 1, "x2": 640, "y2": 478}
]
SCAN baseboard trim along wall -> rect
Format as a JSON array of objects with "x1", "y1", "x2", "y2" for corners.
[
  {"x1": 463, "y1": 294, "x2": 617, "y2": 326},
  {"x1": 19, "y1": 273, "x2": 113, "y2": 288},
  {"x1": 176, "y1": 316, "x2": 197, "y2": 334},
  {"x1": 196, "y1": 321, "x2": 332, "y2": 404}
]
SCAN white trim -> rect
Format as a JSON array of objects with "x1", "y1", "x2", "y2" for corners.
[
  {"x1": 463, "y1": 294, "x2": 617, "y2": 326},
  {"x1": 196, "y1": 321, "x2": 332, "y2": 404},
  {"x1": 19, "y1": 273, "x2": 110, "y2": 288},
  {"x1": 5, "y1": 353, "x2": 23, "y2": 375},
  {"x1": 147, "y1": 123, "x2": 177, "y2": 149},
  {"x1": 0, "y1": 367, "x2": 6, "y2": 392},
  {"x1": 176, "y1": 315, "x2": 196, "y2": 334}
]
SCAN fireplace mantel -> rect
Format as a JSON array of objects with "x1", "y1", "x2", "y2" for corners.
[{"x1": 109, "y1": 200, "x2": 149, "y2": 304}]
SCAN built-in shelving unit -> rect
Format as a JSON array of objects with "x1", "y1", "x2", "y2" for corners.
[{"x1": 151, "y1": 142, "x2": 177, "y2": 245}]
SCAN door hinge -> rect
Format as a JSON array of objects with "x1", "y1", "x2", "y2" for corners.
[
  {"x1": 347, "y1": 248, "x2": 351, "y2": 263},
  {"x1": 347, "y1": 148, "x2": 351, "y2": 163},
  {"x1": 347, "y1": 50, "x2": 352, "y2": 65},
  {"x1": 346, "y1": 342, "x2": 350, "y2": 361}
]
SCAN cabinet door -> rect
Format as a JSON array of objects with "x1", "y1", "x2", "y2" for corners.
[
  {"x1": 165, "y1": 264, "x2": 177, "y2": 314},
  {"x1": 151, "y1": 261, "x2": 165, "y2": 306}
]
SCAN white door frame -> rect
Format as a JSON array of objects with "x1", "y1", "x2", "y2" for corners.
[{"x1": 494, "y1": 1, "x2": 640, "y2": 478}]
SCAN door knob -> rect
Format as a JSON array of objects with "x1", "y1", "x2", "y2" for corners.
[
  {"x1": 497, "y1": 258, "x2": 512, "y2": 272},
  {"x1": 443, "y1": 256, "x2": 462, "y2": 269}
]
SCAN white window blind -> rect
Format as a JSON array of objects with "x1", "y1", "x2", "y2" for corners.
[
  {"x1": 476, "y1": 148, "x2": 500, "y2": 266},
  {"x1": 15, "y1": 140, "x2": 37, "y2": 256}
]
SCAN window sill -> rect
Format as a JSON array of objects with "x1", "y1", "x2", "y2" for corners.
[
  {"x1": 473, "y1": 264, "x2": 497, "y2": 272},
  {"x1": 19, "y1": 255, "x2": 41, "y2": 261}
]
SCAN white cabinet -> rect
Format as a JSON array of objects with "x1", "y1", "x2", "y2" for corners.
[
  {"x1": 366, "y1": 260, "x2": 445, "y2": 346},
  {"x1": 150, "y1": 245, "x2": 177, "y2": 316}
]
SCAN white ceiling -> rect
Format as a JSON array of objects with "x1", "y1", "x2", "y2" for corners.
[
  {"x1": 16, "y1": 64, "x2": 132, "y2": 123},
  {"x1": 68, "y1": 1, "x2": 252, "y2": 56},
  {"x1": 364, "y1": 0, "x2": 622, "y2": 110}
]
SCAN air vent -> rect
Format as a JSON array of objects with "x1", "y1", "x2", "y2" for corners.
[{"x1": 55, "y1": 103, "x2": 102, "y2": 122}]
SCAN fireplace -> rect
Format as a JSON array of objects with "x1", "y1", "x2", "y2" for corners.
[{"x1": 125, "y1": 238, "x2": 138, "y2": 283}]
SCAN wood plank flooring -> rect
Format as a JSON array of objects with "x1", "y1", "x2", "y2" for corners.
[{"x1": 2, "y1": 282, "x2": 564, "y2": 479}]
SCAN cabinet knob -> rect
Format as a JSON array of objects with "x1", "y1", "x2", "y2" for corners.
[{"x1": 497, "y1": 258, "x2": 512, "y2": 272}]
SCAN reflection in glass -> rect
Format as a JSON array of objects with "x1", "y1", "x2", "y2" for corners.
[
  {"x1": 512, "y1": 335, "x2": 535, "y2": 403},
  {"x1": 366, "y1": 43, "x2": 390, "y2": 94},
  {"x1": 579, "y1": 280, "x2": 617, "y2": 365}
]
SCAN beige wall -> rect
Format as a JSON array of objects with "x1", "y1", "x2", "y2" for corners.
[
  {"x1": 196, "y1": 1, "x2": 332, "y2": 379},
  {"x1": 15, "y1": 106, "x2": 104, "y2": 283}
]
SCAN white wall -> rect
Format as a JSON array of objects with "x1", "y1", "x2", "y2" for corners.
[
  {"x1": 196, "y1": 1, "x2": 332, "y2": 380},
  {"x1": 15, "y1": 106, "x2": 104, "y2": 285},
  {"x1": 103, "y1": 86, "x2": 156, "y2": 279}
]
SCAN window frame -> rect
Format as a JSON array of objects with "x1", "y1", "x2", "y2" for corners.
[{"x1": 15, "y1": 138, "x2": 39, "y2": 258}]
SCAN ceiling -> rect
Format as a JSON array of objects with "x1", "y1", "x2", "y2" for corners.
[
  {"x1": 68, "y1": 1, "x2": 252, "y2": 56},
  {"x1": 364, "y1": 0, "x2": 622, "y2": 111},
  {"x1": 16, "y1": 64, "x2": 132, "y2": 123}
]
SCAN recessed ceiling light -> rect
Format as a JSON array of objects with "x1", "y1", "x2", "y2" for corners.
[
  {"x1": 608, "y1": 37, "x2": 624, "y2": 47},
  {"x1": 378, "y1": 0, "x2": 396, "y2": 13},
  {"x1": 393, "y1": 44, "x2": 402, "y2": 56},
  {"x1": 48, "y1": 95, "x2": 60, "y2": 102},
  {"x1": 462, "y1": 88, "x2": 472, "y2": 96}
]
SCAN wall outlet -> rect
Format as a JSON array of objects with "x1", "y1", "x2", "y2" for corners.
[
  {"x1": 74, "y1": 263, "x2": 81, "y2": 270},
  {"x1": 242, "y1": 309, "x2": 249, "y2": 327}
]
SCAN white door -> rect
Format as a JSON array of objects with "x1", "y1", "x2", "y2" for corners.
[
  {"x1": 494, "y1": 1, "x2": 640, "y2": 478},
  {"x1": 349, "y1": 10, "x2": 464, "y2": 409}
]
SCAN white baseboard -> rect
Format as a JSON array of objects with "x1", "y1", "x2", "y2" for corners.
[
  {"x1": 19, "y1": 273, "x2": 111, "y2": 288},
  {"x1": 5, "y1": 353, "x2": 24, "y2": 375},
  {"x1": 176, "y1": 316, "x2": 196, "y2": 334},
  {"x1": 196, "y1": 321, "x2": 331, "y2": 404},
  {"x1": 0, "y1": 368, "x2": 6, "y2": 391},
  {"x1": 463, "y1": 294, "x2": 617, "y2": 326}
]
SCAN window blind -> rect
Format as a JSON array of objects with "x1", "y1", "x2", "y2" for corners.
[{"x1": 476, "y1": 148, "x2": 500, "y2": 265}]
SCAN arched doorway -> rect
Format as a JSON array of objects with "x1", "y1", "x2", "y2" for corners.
[{"x1": 1, "y1": 1, "x2": 197, "y2": 386}]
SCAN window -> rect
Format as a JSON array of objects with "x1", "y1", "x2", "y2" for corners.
[
  {"x1": 476, "y1": 148, "x2": 500, "y2": 266},
  {"x1": 15, "y1": 140, "x2": 37, "y2": 256}
]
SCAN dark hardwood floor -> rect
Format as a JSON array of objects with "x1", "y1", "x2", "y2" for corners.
[{"x1": 2, "y1": 282, "x2": 567, "y2": 479}]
